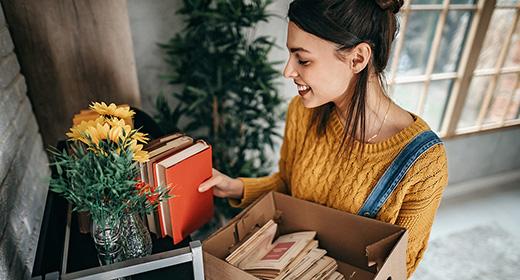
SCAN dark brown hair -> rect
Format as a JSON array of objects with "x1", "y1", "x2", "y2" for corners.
[{"x1": 288, "y1": 0, "x2": 403, "y2": 155}]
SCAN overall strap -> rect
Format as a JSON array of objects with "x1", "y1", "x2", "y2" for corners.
[{"x1": 357, "y1": 130, "x2": 442, "y2": 218}]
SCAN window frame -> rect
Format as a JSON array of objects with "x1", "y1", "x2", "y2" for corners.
[{"x1": 387, "y1": 0, "x2": 520, "y2": 139}]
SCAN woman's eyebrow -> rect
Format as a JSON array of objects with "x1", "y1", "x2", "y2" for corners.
[{"x1": 289, "y1": 47, "x2": 310, "y2": 53}]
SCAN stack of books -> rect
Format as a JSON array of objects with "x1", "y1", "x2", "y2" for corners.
[
  {"x1": 140, "y1": 133, "x2": 214, "y2": 244},
  {"x1": 226, "y1": 219, "x2": 345, "y2": 280}
]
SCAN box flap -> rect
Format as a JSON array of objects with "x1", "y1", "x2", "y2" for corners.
[
  {"x1": 336, "y1": 260, "x2": 375, "y2": 280},
  {"x1": 203, "y1": 192, "x2": 277, "y2": 258},
  {"x1": 366, "y1": 229, "x2": 406, "y2": 270},
  {"x1": 373, "y1": 230, "x2": 408, "y2": 280},
  {"x1": 203, "y1": 251, "x2": 259, "y2": 280},
  {"x1": 202, "y1": 223, "x2": 239, "y2": 259}
]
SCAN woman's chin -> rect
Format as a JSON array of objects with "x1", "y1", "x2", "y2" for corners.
[{"x1": 299, "y1": 94, "x2": 319, "y2": 108}]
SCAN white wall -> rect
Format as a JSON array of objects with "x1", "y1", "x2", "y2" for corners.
[
  {"x1": 127, "y1": 0, "x2": 184, "y2": 114},
  {"x1": 127, "y1": 0, "x2": 294, "y2": 116},
  {"x1": 443, "y1": 127, "x2": 520, "y2": 185},
  {"x1": 127, "y1": 0, "x2": 293, "y2": 172}
]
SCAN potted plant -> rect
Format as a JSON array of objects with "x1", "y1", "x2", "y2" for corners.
[
  {"x1": 49, "y1": 102, "x2": 170, "y2": 264},
  {"x1": 155, "y1": 0, "x2": 285, "y2": 232}
]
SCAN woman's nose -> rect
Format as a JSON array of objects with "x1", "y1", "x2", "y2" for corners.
[{"x1": 283, "y1": 59, "x2": 297, "y2": 79}]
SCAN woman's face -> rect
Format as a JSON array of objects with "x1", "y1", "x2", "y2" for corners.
[{"x1": 283, "y1": 22, "x2": 354, "y2": 109}]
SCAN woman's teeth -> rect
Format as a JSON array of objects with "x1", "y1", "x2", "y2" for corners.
[{"x1": 297, "y1": 85, "x2": 310, "y2": 91}]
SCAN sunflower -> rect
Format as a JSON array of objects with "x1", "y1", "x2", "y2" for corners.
[
  {"x1": 66, "y1": 117, "x2": 106, "y2": 143},
  {"x1": 105, "y1": 118, "x2": 131, "y2": 142},
  {"x1": 86, "y1": 122, "x2": 111, "y2": 146},
  {"x1": 66, "y1": 114, "x2": 150, "y2": 162},
  {"x1": 129, "y1": 140, "x2": 150, "y2": 163},
  {"x1": 90, "y1": 102, "x2": 135, "y2": 120},
  {"x1": 105, "y1": 118, "x2": 149, "y2": 144}
]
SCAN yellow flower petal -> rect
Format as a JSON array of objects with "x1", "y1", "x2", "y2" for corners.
[
  {"x1": 122, "y1": 125, "x2": 133, "y2": 138},
  {"x1": 67, "y1": 117, "x2": 106, "y2": 142},
  {"x1": 133, "y1": 132, "x2": 149, "y2": 144},
  {"x1": 90, "y1": 102, "x2": 135, "y2": 120},
  {"x1": 109, "y1": 126, "x2": 123, "y2": 142},
  {"x1": 66, "y1": 128, "x2": 83, "y2": 141},
  {"x1": 96, "y1": 123, "x2": 110, "y2": 140},
  {"x1": 133, "y1": 148, "x2": 149, "y2": 163},
  {"x1": 87, "y1": 126, "x2": 100, "y2": 145}
]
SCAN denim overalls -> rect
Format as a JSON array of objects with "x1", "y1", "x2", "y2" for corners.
[{"x1": 357, "y1": 130, "x2": 443, "y2": 218}]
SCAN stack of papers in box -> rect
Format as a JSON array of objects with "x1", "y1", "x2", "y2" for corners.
[{"x1": 226, "y1": 219, "x2": 345, "y2": 280}]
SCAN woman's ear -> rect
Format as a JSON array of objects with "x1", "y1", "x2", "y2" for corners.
[{"x1": 350, "y1": 43, "x2": 371, "y2": 74}]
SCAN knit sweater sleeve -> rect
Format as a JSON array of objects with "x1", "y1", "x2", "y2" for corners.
[
  {"x1": 390, "y1": 144, "x2": 449, "y2": 278},
  {"x1": 228, "y1": 97, "x2": 300, "y2": 208}
]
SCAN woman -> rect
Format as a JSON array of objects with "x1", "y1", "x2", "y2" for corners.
[{"x1": 198, "y1": 0, "x2": 448, "y2": 277}]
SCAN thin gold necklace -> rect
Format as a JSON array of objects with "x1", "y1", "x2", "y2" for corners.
[{"x1": 367, "y1": 100, "x2": 391, "y2": 143}]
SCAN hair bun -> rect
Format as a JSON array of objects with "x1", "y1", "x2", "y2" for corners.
[{"x1": 375, "y1": 0, "x2": 404, "y2": 14}]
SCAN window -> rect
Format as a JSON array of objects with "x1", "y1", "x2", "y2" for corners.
[{"x1": 387, "y1": 0, "x2": 520, "y2": 138}]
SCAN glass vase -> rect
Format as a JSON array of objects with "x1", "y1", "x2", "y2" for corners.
[
  {"x1": 91, "y1": 217, "x2": 124, "y2": 266},
  {"x1": 121, "y1": 212, "x2": 153, "y2": 259}
]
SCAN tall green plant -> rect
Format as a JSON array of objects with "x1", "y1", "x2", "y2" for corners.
[{"x1": 155, "y1": 0, "x2": 285, "y2": 220}]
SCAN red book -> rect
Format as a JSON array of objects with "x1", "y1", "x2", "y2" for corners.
[
  {"x1": 143, "y1": 134, "x2": 193, "y2": 236},
  {"x1": 154, "y1": 141, "x2": 214, "y2": 244}
]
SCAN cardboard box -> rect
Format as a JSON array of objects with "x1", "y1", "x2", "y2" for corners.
[{"x1": 202, "y1": 191, "x2": 408, "y2": 280}]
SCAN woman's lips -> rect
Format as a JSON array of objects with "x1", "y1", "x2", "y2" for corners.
[{"x1": 297, "y1": 84, "x2": 311, "y2": 97}]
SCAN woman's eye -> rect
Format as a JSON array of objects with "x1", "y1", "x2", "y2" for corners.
[{"x1": 298, "y1": 60, "x2": 309, "y2": 65}]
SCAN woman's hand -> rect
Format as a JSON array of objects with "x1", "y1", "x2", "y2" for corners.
[{"x1": 198, "y1": 168, "x2": 244, "y2": 199}]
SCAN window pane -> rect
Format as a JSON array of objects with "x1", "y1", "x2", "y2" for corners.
[
  {"x1": 505, "y1": 80, "x2": 520, "y2": 121},
  {"x1": 484, "y1": 73, "x2": 518, "y2": 124},
  {"x1": 506, "y1": 81, "x2": 520, "y2": 121},
  {"x1": 433, "y1": 10, "x2": 473, "y2": 73},
  {"x1": 504, "y1": 17, "x2": 520, "y2": 68},
  {"x1": 458, "y1": 75, "x2": 492, "y2": 128},
  {"x1": 497, "y1": 0, "x2": 518, "y2": 5},
  {"x1": 411, "y1": 0, "x2": 443, "y2": 4},
  {"x1": 392, "y1": 83, "x2": 423, "y2": 113},
  {"x1": 423, "y1": 79, "x2": 453, "y2": 131},
  {"x1": 450, "y1": 0, "x2": 477, "y2": 4},
  {"x1": 475, "y1": 8, "x2": 516, "y2": 70},
  {"x1": 411, "y1": 0, "x2": 477, "y2": 4},
  {"x1": 397, "y1": 11, "x2": 440, "y2": 76}
]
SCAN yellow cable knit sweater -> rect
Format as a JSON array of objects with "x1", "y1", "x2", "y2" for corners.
[{"x1": 230, "y1": 96, "x2": 448, "y2": 278}]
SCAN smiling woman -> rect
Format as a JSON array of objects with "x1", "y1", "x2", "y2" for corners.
[
  {"x1": 284, "y1": 0, "x2": 413, "y2": 151},
  {"x1": 198, "y1": 0, "x2": 448, "y2": 278}
]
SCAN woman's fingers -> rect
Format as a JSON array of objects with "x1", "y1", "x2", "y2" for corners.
[
  {"x1": 198, "y1": 168, "x2": 225, "y2": 193},
  {"x1": 198, "y1": 168, "x2": 243, "y2": 199},
  {"x1": 198, "y1": 175, "x2": 220, "y2": 193}
]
